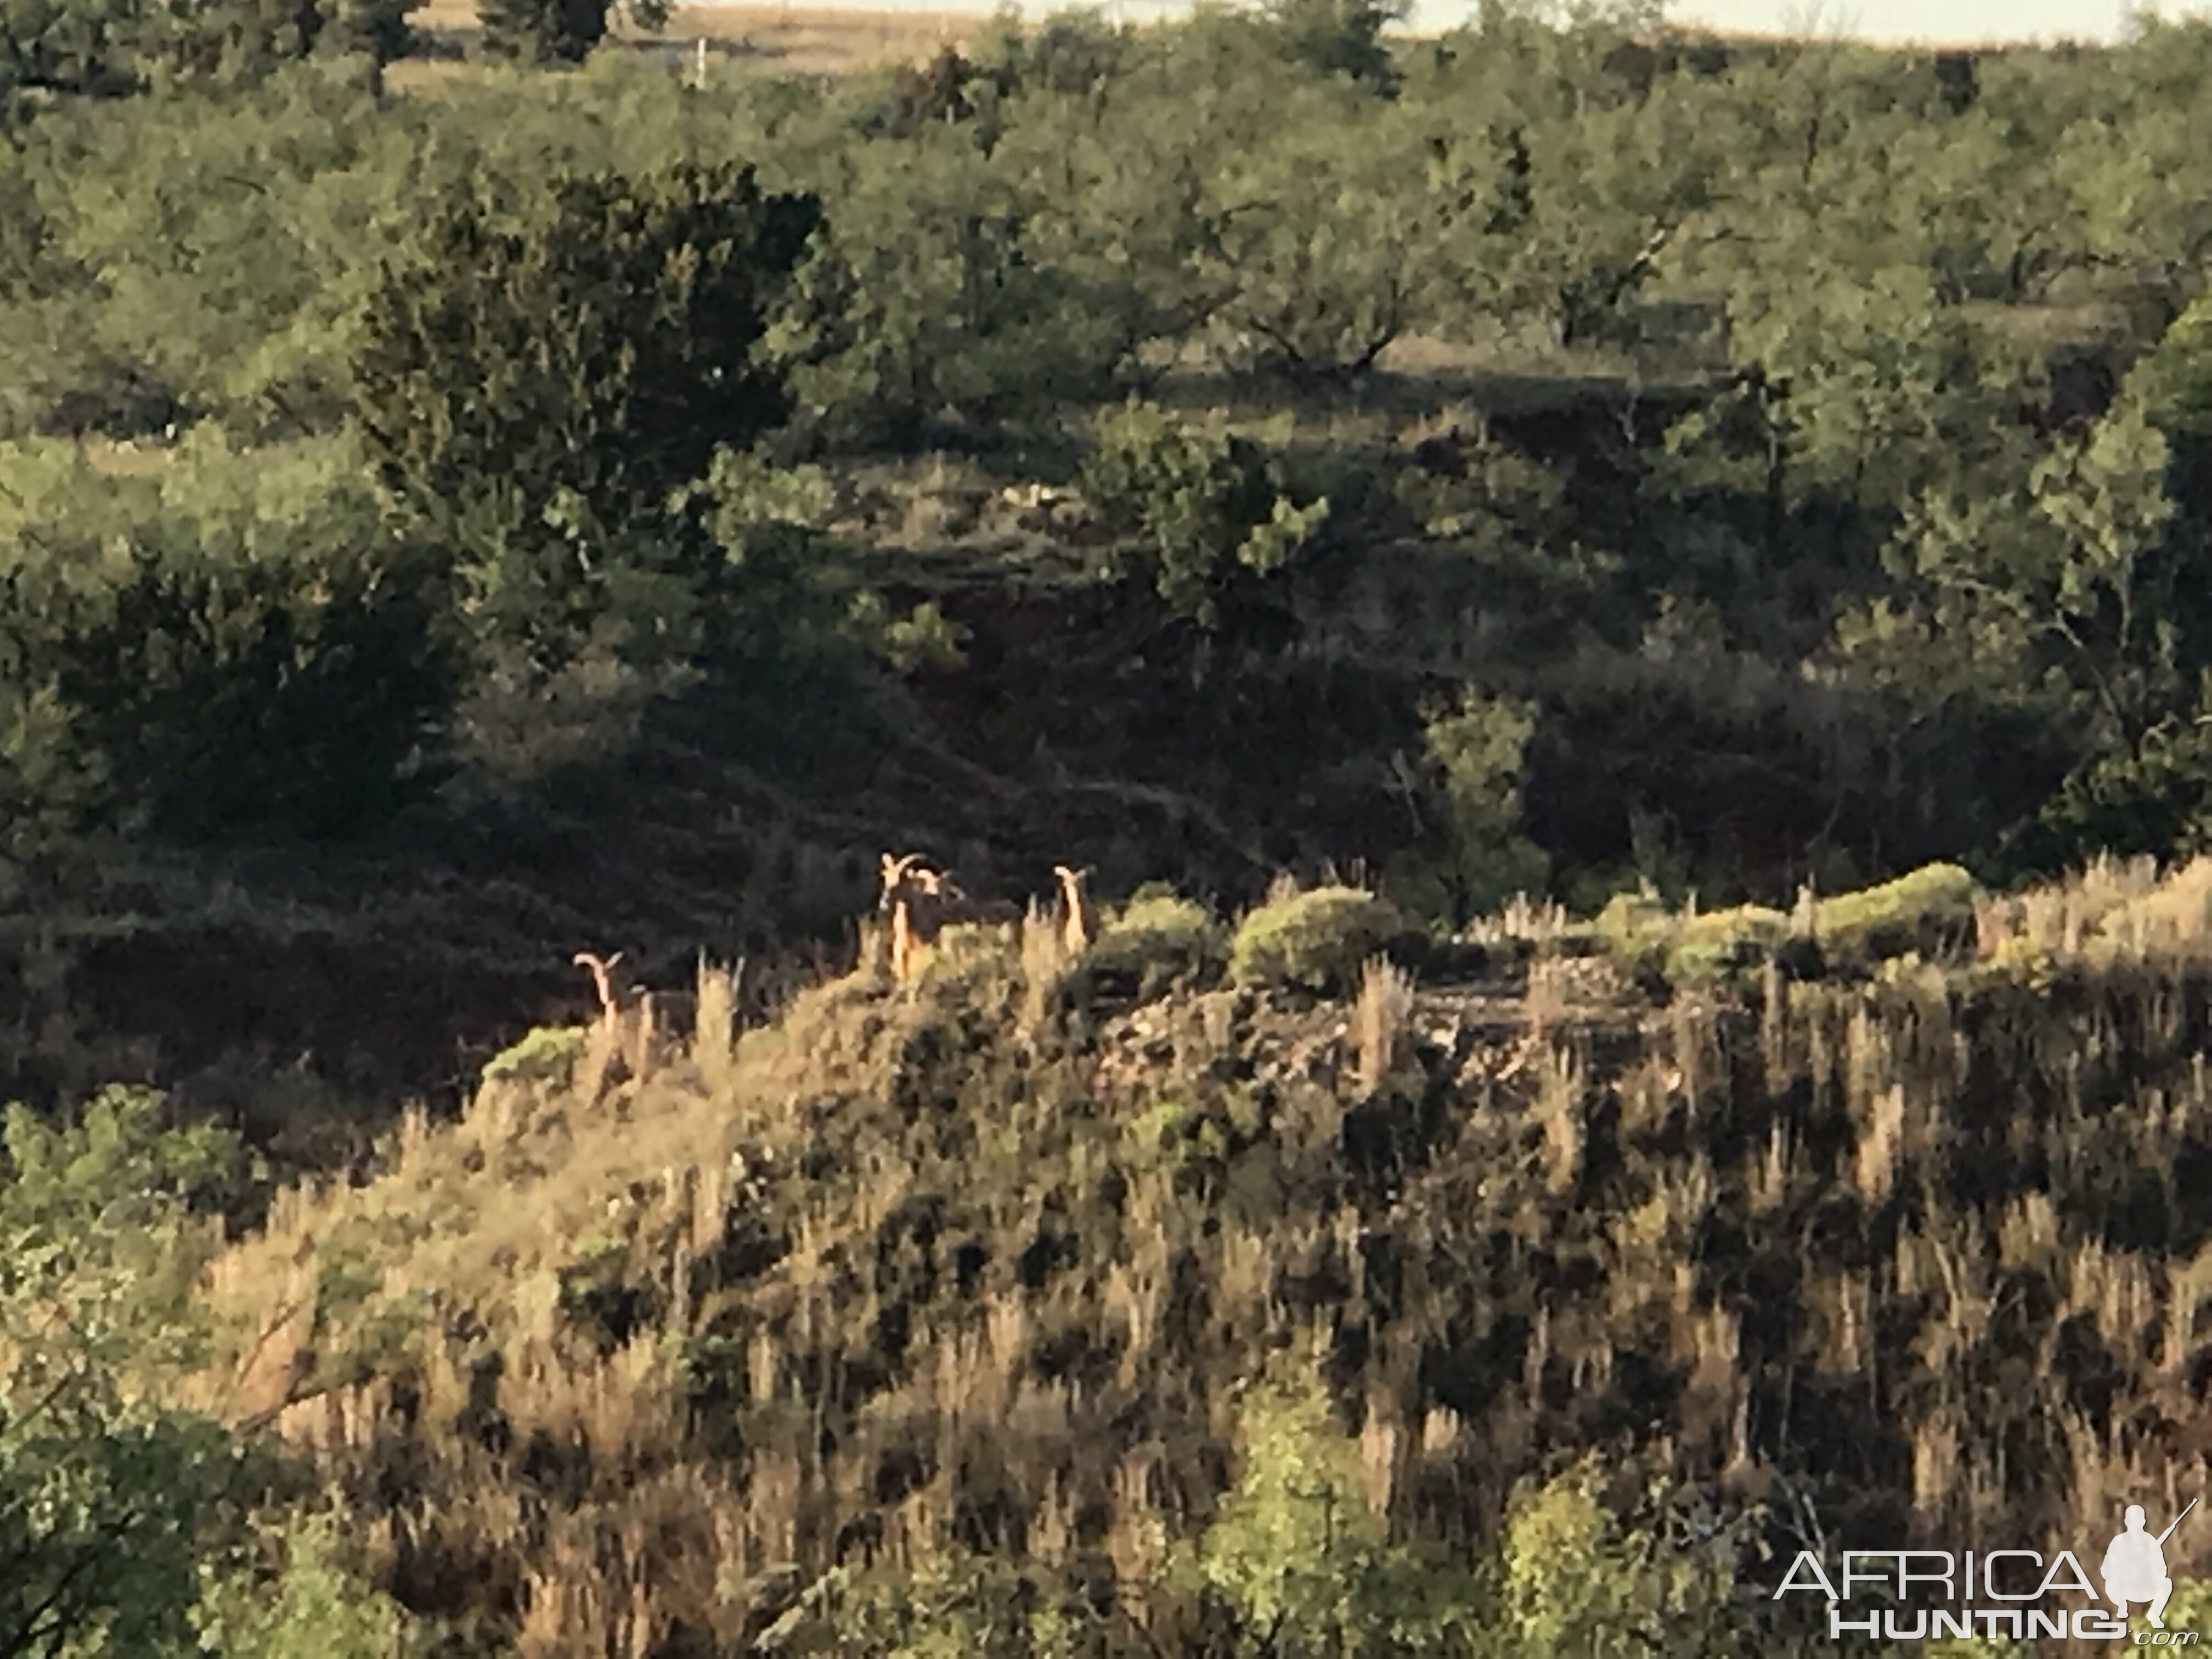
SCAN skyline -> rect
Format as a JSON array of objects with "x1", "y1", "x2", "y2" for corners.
[
  {"x1": 1623, "y1": 0, "x2": 2181, "y2": 45},
  {"x1": 964, "y1": 0, "x2": 2205, "y2": 48}
]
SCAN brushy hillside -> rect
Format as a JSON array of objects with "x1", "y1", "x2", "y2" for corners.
[
  {"x1": 12, "y1": 10, "x2": 2212, "y2": 1648},
  {"x1": 127, "y1": 855, "x2": 2212, "y2": 1653},
  {"x1": 9, "y1": 8, "x2": 2212, "y2": 1159}
]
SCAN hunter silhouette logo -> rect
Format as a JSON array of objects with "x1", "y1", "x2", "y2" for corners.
[
  {"x1": 2104, "y1": 1500, "x2": 2194, "y2": 1631},
  {"x1": 1774, "y1": 1497, "x2": 2202, "y2": 1643}
]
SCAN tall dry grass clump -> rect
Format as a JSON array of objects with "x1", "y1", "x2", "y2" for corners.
[
  {"x1": 1747, "y1": 1120, "x2": 1793, "y2": 1216},
  {"x1": 1353, "y1": 953, "x2": 1415, "y2": 1092},
  {"x1": 1466, "y1": 891, "x2": 1575, "y2": 947},
  {"x1": 1018, "y1": 899, "x2": 1076, "y2": 1040},
  {"x1": 1524, "y1": 957, "x2": 1571, "y2": 1040},
  {"x1": 1536, "y1": 1045, "x2": 1583, "y2": 1193},
  {"x1": 693, "y1": 957, "x2": 740, "y2": 1092},
  {"x1": 1850, "y1": 1082, "x2": 1906, "y2": 1206}
]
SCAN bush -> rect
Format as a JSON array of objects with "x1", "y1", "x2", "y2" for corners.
[
  {"x1": 1667, "y1": 905, "x2": 1792, "y2": 984},
  {"x1": 2019, "y1": 684, "x2": 2212, "y2": 871},
  {"x1": 478, "y1": 0, "x2": 664, "y2": 63},
  {"x1": 1493, "y1": 1457, "x2": 1742, "y2": 1656},
  {"x1": 1422, "y1": 689, "x2": 1551, "y2": 921},
  {"x1": 2, "y1": 1087, "x2": 259, "y2": 1659},
  {"x1": 1597, "y1": 864, "x2": 1981, "y2": 989},
  {"x1": 1079, "y1": 401, "x2": 1330, "y2": 626},
  {"x1": 1976, "y1": 933, "x2": 2065, "y2": 996},
  {"x1": 1812, "y1": 861, "x2": 1979, "y2": 961},
  {"x1": 1594, "y1": 888, "x2": 1676, "y2": 978},
  {"x1": 761, "y1": 129, "x2": 1127, "y2": 448},
  {"x1": 350, "y1": 160, "x2": 820, "y2": 675},
  {"x1": 1229, "y1": 886, "x2": 1406, "y2": 995},
  {"x1": 1593, "y1": 888, "x2": 1672, "y2": 941},
  {"x1": 35, "y1": 539, "x2": 455, "y2": 843},
  {"x1": 479, "y1": 1025, "x2": 588, "y2": 1090},
  {"x1": 191, "y1": 1509, "x2": 433, "y2": 1659},
  {"x1": 1262, "y1": 0, "x2": 1402, "y2": 92},
  {"x1": 1076, "y1": 891, "x2": 1229, "y2": 1002},
  {"x1": 0, "y1": 435, "x2": 458, "y2": 851},
  {"x1": 969, "y1": 8, "x2": 1132, "y2": 97},
  {"x1": 0, "y1": 0, "x2": 349, "y2": 95},
  {"x1": 1595, "y1": 892, "x2": 1792, "y2": 986},
  {"x1": 1123, "y1": 1092, "x2": 1259, "y2": 1191},
  {"x1": 1192, "y1": 1362, "x2": 1474, "y2": 1658}
]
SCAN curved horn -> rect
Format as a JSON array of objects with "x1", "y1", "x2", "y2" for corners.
[
  {"x1": 881, "y1": 852, "x2": 928, "y2": 902},
  {"x1": 572, "y1": 951, "x2": 624, "y2": 1017}
]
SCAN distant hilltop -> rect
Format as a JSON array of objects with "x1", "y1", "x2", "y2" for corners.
[
  {"x1": 606, "y1": 2, "x2": 2123, "y2": 59},
  {"x1": 1633, "y1": 19, "x2": 2111, "y2": 51}
]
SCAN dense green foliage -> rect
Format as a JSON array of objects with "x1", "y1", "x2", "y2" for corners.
[
  {"x1": 350, "y1": 159, "x2": 819, "y2": 673},
  {"x1": 0, "y1": 1088, "x2": 431, "y2": 1658},
  {"x1": 9, "y1": 9, "x2": 2212, "y2": 901},
  {"x1": 1079, "y1": 401, "x2": 1330, "y2": 625},
  {"x1": 0, "y1": 434, "x2": 456, "y2": 862},
  {"x1": 477, "y1": 0, "x2": 664, "y2": 65}
]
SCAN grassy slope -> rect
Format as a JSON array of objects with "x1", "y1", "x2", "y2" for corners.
[{"x1": 163, "y1": 856, "x2": 2212, "y2": 1647}]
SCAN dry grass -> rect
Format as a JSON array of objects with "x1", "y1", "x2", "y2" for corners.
[
  {"x1": 1535, "y1": 1044, "x2": 1582, "y2": 1194},
  {"x1": 1464, "y1": 890, "x2": 1577, "y2": 948},
  {"x1": 1522, "y1": 957, "x2": 1572, "y2": 1041},
  {"x1": 140, "y1": 855, "x2": 2212, "y2": 1644},
  {"x1": 1976, "y1": 853, "x2": 2212, "y2": 969},
  {"x1": 1352, "y1": 954, "x2": 1415, "y2": 1093},
  {"x1": 1017, "y1": 899, "x2": 1079, "y2": 1041},
  {"x1": 74, "y1": 435, "x2": 177, "y2": 476}
]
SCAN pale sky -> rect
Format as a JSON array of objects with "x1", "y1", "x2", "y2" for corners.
[{"x1": 1636, "y1": 0, "x2": 2176, "y2": 44}]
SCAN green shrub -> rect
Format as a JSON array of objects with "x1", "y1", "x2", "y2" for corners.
[
  {"x1": 191, "y1": 1509, "x2": 433, "y2": 1659},
  {"x1": 0, "y1": 434, "x2": 459, "y2": 850},
  {"x1": 1812, "y1": 862, "x2": 1979, "y2": 961},
  {"x1": 1192, "y1": 1363, "x2": 1474, "y2": 1658},
  {"x1": 1494, "y1": 1457, "x2": 1742, "y2": 1656},
  {"x1": 1, "y1": 1088, "x2": 261, "y2": 1659},
  {"x1": 1079, "y1": 400, "x2": 1329, "y2": 627},
  {"x1": 350, "y1": 160, "x2": 820, "y2": 675},
  {"x1": 1229, "y1": 886, "x2": 1406, "y2": 995},
  {"x1": 1263, "y1": 0, "x2": 1401, "y2": 92},
  {"x1": 1122, "y1": 1093, "x2": 1259, "y2": 1192},
  {"x1": 2016, "y1": 680, "x2": 2212, "y2": 871},
  {"x1": 479, "y1": 1025, "x2": 587, "y2": 1087},
  {"x1": 1978, "y1": 934, "x2": 2063, "y2": 994},
  {"x1": 762, "y1": 128, "x2": 1127, "y2": 448},
  {"x1": 1600, "y1": 866, "x2": 1981, "y2": 986},
  {"x1": 1079, "y1": 891, "x2": 1228, "y2": 1002},
  {"x1": 1597, "y1": 891, "x2": 1797, "y2": 986},
  {"x1": 1594, "y1": 888, "x2": 1675, "y2": 976},
  {"x1": 1423, "y1": 689, "x2": 1551, "y2": 922},
  {"x1": 1667, "y1": 905, "x2": 1791, "y2": 984}
]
